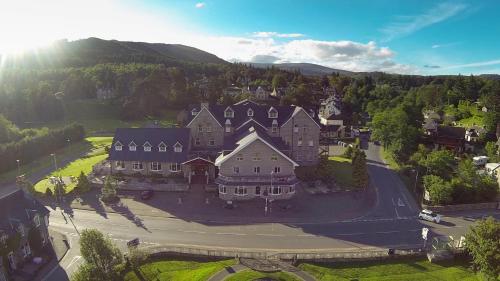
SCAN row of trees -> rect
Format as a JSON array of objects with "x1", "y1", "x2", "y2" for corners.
[
  {"x1": 410, "y1": 146, "x2": 498, "y2": 205},
  {"x1": 0, "y1": 121, "x2": 85, "y2": 173}
]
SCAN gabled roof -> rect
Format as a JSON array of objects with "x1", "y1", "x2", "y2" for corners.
[
  {"x1": 218, "y1": 126, "x2": 296, "y2": 166},
  {"x1": 0, "y1": 190, "x2": 49, "y2": 234},
  {"x1": 186, "y1": 106, "x2": 223, "y2": 128},
  {"x1": 109, "y1": 128, "x2": 190, "y2": 163},
  {"x1": 281, "y1": 107, "x2": 321, "y2": 128}
]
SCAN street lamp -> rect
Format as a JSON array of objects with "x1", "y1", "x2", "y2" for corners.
[
  {"x1": 16, "y1": 159, "x2": 20, "y2": 176},
  {"x1": 50, "y1": 153, "x2": 58, "y2": 171}
]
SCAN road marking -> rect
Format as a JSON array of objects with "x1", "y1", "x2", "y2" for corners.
[
  {"x1": 182, "y1": 230, "x2": 207, "y2": 234},
  {"x1": 215, "y1": 232, "x2": 247, "y2": 236},
  {"x1": 65, "y1": 255, "x2": 82, "y2": 270},
  {"x1": 256, "y1": 233, "x2": 284, "y2": 237},
  {"x1": 297, "y1": 234, "x2": 317, "y2": 237}
]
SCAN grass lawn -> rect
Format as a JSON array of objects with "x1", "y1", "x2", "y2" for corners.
[
  {"x1": 457, "y1": 115, "x2": 484, "y2": 127},
  {"x1": 299, "y1": 259, "x2": 480, "y2": 281},
  {"x1": 123, "y1": 259, "x2": 236, "y2": 281},
  {"x1": 21, "y1": 99, "x2": 178, "y2": 136},
  {"x1": 379, "y1": 146, "x2": 400, "y2": 170},
  {"x1": 327, "y1": 156, "x2": 354, "y2": 188},
  {"x1": 225, "y1": 269, "x2": 301, "y2": 281},
  {"x1": 33, "y1": 137, "x2": 112, "y2": 193}
]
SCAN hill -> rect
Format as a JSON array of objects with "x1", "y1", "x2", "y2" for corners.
[
  {"x1": 247, "y1": 62, "x2": 356, "y2": 76},
  {"x1": 0, "y1": 37, "x2": 227, "y2": 68}
]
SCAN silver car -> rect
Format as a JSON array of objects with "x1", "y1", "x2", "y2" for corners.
[{"x1": 418, "y1": 209, "x2": 441, "y2": 223}]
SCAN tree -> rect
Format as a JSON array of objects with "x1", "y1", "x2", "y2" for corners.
[
  {"x1": 75, "y1": 171, "x2": 91, "y2": 193},
  {"x1": 128, "y1": 248, "x2": 148, "y2": 269},
  {"x1": 464, "y1": 217, "x2": 500, "y2": 280},
  {"x1": 101, "y1": 176, "x2": 118, "y2": 203},
  {"x1": 352, "y1": 149, "x2": 369, "y2": 189},
  {"x1": 423, "y1": 175, "x2": 453, "y2": 205},
  {"x1": 420, "y1": 149, "x2": 456, "y2": 178},
  {"x1": 484, "y1": 141, "x2": 499, "y2": 162},
  {"x1": 79, "y1": 229, "x2": 122, "y2": 280}
]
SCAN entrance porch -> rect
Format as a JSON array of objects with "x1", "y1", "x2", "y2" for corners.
[{"x1": 182, "y1": 157, "x2": 217, "y2": 184}]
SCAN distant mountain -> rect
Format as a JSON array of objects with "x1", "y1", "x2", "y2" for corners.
[
  {"x1": 0, "y1": 37, "x2": 227, "y2": 68},
  {"x1": 247, "y1": 62, "x2": 355, "y2": 76}
]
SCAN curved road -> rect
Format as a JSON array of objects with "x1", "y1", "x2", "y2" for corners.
[{"x1": 41, "y1": 142, "x2": 499, "y2": 280}]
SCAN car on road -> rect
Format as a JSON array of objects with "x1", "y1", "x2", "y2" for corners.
[
  {"x1": 373, "y1": 140, "x2": 381, "y2": 145},
  {"x1": 418, "y1": 209, "x2": 441, "y2": 223},
  {"x1": 140, "y1": 190, "x2": 154, "y2": 200}
]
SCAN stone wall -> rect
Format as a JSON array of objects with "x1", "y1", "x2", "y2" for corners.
[{"x1": 424, "y1": 202, "x2": 499, "y2": 212}]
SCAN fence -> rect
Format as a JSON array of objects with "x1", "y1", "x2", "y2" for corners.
[{"x1": 142, "y1": 244, "x2": 424, "y2": 262}]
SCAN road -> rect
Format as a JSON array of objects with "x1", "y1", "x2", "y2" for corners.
[{"x1": 39, "y1": 141, "x2": 499, "y2": 280}]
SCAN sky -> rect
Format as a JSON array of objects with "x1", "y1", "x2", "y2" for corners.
[{"x1": 0, "y1": 0, "x2": 499, "y2": 75}]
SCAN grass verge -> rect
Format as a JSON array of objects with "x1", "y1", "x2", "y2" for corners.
[
  {"x1": 327, "y1": 156, "x2": 354, "y2": 188},
  {"x1": 123, "y1": 259, "x2": 235, "y2": 281},
  {"x1": 299, "y1": 258, "x2": 480, "y2": 281},
  {"x1": 33, "y1": 137, "x2": 112, "y2": 193},
  {"x1": 225, "y1": 269, "x2": 302, "y2": 281}
]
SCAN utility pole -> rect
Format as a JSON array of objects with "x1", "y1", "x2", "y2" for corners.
[{"x1": 16, "y1": 159, "x2": 20, "y2": 176}]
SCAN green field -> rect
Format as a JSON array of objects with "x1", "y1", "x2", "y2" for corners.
[
  {"x1": 327, "y1": 156, "x2": 354, "y2": 188},
  {"x1": 299, "y1": 259, "x2": 480, "y2": 281},
  {"x1": 33, "y1": 137, "x2": 112, "y2": 193},
  {"x1": 22, "y1": 99, "x2": 178, "y2": 136},
  {"x1": 225, "y1": 269, "x2": 301, "y2": 281},
  {"x1": 123, "y1": 259, "x2": 235, "y2": 281}
]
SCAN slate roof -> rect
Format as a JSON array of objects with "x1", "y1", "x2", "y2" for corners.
[
  {"x1": 109, "y1": 128, "x2": 190, "y2": 163},
  {"x1": 437, "y1": 126, "x2": 465, "y2": 139},
  {"x1": 0, "y1": 189, "x2": 49, "y2": 235},
  {"x1": 223, "y1": 125, "x2": 290, "y2": 152},
  {"x1": 187, "y1": 100, "x2": 300, "y2": 128}
]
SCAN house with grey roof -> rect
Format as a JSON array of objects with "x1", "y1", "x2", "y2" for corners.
[
  {"x1": 318, "y1": 94, "x2": 351, "y2": 139},
  {"x1": 0, "y1": 189, "x2": 50, "y2": 280},
  {"x1": 108, "y1": 99, "x2": 320, "y2": 201}
]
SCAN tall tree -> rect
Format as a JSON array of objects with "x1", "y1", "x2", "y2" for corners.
[
  {"x1": 465, "y1": 217, "x2": 500, "y2": 280},
  {"x1": 79, "y1": 229, "x2": 122, "y2": 280}
]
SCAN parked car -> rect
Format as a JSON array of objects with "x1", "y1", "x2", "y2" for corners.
[
  {"x1": 418, "y1": 209, "x2": 441, "y2": 223},
  {"x1": 373, "y1": 140, "x2": 381, "y2": 145},
  {"x1": 127, "y1": 238, "x2": 140, "y2": 248},
  {"x1": 140, "y1": 190, "x2": 154, "y2": 200}
]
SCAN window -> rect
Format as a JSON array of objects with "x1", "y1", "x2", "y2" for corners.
[
  {"x1": 268, "y1": 107, "x2": 278, "y2": 118},
  {"x1": 0, "y1": 234, "x2": 7, "y2": 244},
  {"x1": 233, "y1": 167, "x2": 240, "y2": 174},
  {"x1": 206, "y1": 126, "x2": 212, "y2": 133},
  {"x1": 247, "y1": 108, "x2": 254, "y2": 117},
  {"x1": 208, "y1": 139, "x2": 215, "y2": 146},
  {"x1": 198, "y1": 125, "x2": 203, "y2": 132},
  {"x1": 225, "y1": 125, "x2": 231, "y2": 133},
  {"x1": 274, "y1": 166, "x2": 281, "y2": 173},
  {"x1": 254, "y1": 166, "x2": 261, "y2": 174},
  {"x1": 191, "y1": 109, "x2": 198, "y2": 116},
  {"x1": 174, "y1": 142, "x2": 183, "y2": 152},
  {"x1": 116, "y1": 161, "x2": 125, "y2": 170},
  {"x1": 143, "y1": 142, "x2": 151, "y2": 152},
  {"x1": 170, "y1": 163, "x2": 181, "y2": 172},
  {"x1": 308, "y1": 140, "x2": 314, "y2": 146},
  {"x1": 195, "y1": 138, "x2": 201, "y2": 146},
  {"x1": 159, "y1": 142, "x2": 167, "y2": 152},
  {"x1": 289, "y1": 186, "x2": 295, "y2": 193},
  {"x1": 296, "y1": 153, "x2": 301, "y2": 161},
  {"x1": 271, "y1": 154, "x2": 278, "y2": 161},
  {"x1": 224, "y1": 107, "x2": 234, "y2": 118},
  {"x1": 22, "y1": 242, "x2": 31, "y2": 257},
  {"x1": 271, "y1": 186, "x2": 283, "y2": 195},
  {"x1": 298, "y1": 137, "x2": 303, "y2": 146},
  {"x1": 255, "y1": 186, "x2": 261, "y2": 195},
  {"x1": 151, "y1": 162, "x2": 162, "y2": 171},
  {"x1": 252, "y1": 153, "x2": 261, "y2": 161},
  {"x1": 132, "y1": 162, "x2": 143, "y2": 170},
  {"x1": 129, "y1": 142, "x2": 137, "y2": 151},
  {"x1": 293, "y1": 124, "x2": 299, "y2": 133},
  {"x1": 236, "y1": 154, "x2": 243, "y2": 161},
  {"x1": 234, "y1": 186, "x2": 247, "y2": 195},
  {"x1": 115, "y1": 143, "x2": 123, "y2": 151},
  {"x1": 303, "y1": 126, "x2": 308, "y2": 133},
  {"x1": 271, "y1": 120, "x2": 278, "y2": 133},
  {"x1": 219, "y1": 186, "x2": 227, "y2": 194},
  {"x1": 33, "y1": 215, "x2": 40, "y2": 227}
]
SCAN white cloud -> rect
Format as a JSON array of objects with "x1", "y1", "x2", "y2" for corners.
[
  {"x1": 380, "y1": 2, "x2": 468, "y2": 41},
  {"x1": 443, "y1": 59, "x2": 500, "y2": 69},
  {"x1": 431, "y1": 42, "x2": 460, "y2": 49},
  {"x1": 252, "y1": 31, "x2": 305, "y2": 38},
  {"x1": 195, "y1": 2, "x2": 205, "y2": 9}
]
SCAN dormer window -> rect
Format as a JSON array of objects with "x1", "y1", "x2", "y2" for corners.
[
  {"x1": 224, "y1": 107, "x2": 234, "y2": 118},
  {"x1": 271, "y1": 120, "x2": 278, "y2": 133},
  {"x1": 158, "y1": 142, "x2": 167, "y2": 152},
  {"x1": 191, "y1": 108, "x2": 199, "y2": 116},
  {"x1": 225, "y1": 119, "x2": 232, "y2": 133},
  {"x1": 143, "y1": 142, "x2": 152, "y2": 152},
  {"x1": 129, "y1": 141, "x2": 137, "y2": 151},
  {"x1": 268, "y1": 107, "x2": 278, "y2": 118},
  {"x1": 114, "y1": 141, "x2": 123, "y2": 151},
  {"x1": 174, "y1": 142, "x2": 183, "y2": 153},
  {"x1": 247, "y1": 108, "x2": 254, "y2": 117}
]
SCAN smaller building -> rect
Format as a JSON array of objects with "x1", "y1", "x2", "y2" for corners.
[
  {"x1": 0, "y1": 189, "x2": 50, "y2": 280},
  {"x1": 433, "y1": 126, "x2": 466, "y2": 153},
  {"x1": 223, "y1": 86, "x2": 243, "y2": 97}
]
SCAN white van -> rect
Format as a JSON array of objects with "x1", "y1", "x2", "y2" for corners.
[{"x1": 473, "y1": 156, "x2": 489, "y2": 166}]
